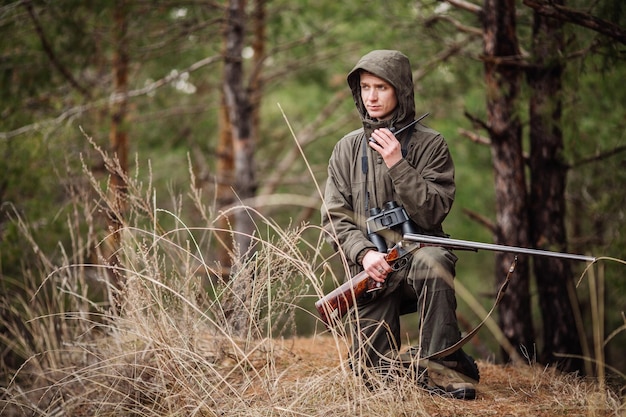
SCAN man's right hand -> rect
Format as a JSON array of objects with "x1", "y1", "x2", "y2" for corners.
[{"x1": 362, "y1": 250, "x2": 391, "y2": 282}]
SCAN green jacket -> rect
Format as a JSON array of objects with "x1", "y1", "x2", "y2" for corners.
[{"x1": 322, "y1": 50, "x2": 455, "y2": 270}]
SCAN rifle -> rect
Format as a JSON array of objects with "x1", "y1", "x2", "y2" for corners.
[{"x1": 315, "y1": 234, "x2": 595, "y2": 327}]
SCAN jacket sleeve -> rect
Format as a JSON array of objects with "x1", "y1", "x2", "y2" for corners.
[
  {"x1": 322, "y1": 142, "x2": 377, "y2": 265},
  {"x1": 387, "y1": 133, "x2": 455, "y2": 232}
]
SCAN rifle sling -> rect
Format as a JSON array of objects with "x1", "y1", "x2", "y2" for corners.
[{"x1": 423, "y1": 256, "x2": 517, "y2": 360}]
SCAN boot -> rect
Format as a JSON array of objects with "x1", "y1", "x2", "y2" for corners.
[
  {"x1": 424, "y1": 359, "x2": 476, "y2": 400},
  {"x1": 398, "y1": 347, "x2": 479, "y2": 400},
  {"x1": 435, "y1": 349, "x2": 480, "y2": 383}
]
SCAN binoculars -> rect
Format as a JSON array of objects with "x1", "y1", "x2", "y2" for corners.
[{"x1": 366, "y1": 201, "x2": 419, "y2": 252}]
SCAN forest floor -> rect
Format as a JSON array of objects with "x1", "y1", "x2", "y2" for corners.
[
  {"x1": 2, "y1": 332, "x2": 624, "y2": 417},
  {"x1": 275, "y1": 335, "x2": 623, "y2": 417}
]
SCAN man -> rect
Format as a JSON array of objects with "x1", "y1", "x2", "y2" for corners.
[{"x1": 321, "y1": 50, "x2": 479, "y2": 399}]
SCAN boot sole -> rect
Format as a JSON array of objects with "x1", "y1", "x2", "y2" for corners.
[{"x1": 419, "y1": 382, "x2": 476, "y2": 400}]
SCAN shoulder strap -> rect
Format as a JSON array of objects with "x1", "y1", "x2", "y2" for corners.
[{"x1": 361, "y1": 134, "x2": 370, "y2": 214}]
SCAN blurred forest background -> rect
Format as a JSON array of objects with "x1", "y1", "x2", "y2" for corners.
[{"x1": 1, "y1": 0, "x2": 625, "y2": 393}]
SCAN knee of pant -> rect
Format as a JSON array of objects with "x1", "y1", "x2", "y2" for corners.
[
  {"x1": 412, "y1": 246, "x2": 457, "y2": 269},
  {"x1": 408, "y1": 247, "x2": 457, "y2": 288}
]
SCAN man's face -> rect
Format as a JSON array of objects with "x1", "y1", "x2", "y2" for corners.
[{"x1": 360, "y1": 72, "x2": 397, "y2": 121}]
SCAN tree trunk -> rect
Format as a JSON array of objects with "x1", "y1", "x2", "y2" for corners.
[
  {"x1": 250, "y1": 0, "x2": 265, "y2": 139},
  {"x1": 216, "y1": 94, "x2": 235, "y2": 279},
  {"x1": 223, "y1": 0, "x2": 256, "y2": 257},
  {"x1": 219, "y1": 0, "x2": 267, "y2": 336},
  {"x1": 216, "y1": 0, "x2": 265, "y2": 279},
  {"x1": 527, "y1": 0, "x2": 583, "y2": 373},
  {"x1": 482, "y1": 0, "x2": 534, "y2": 362},
  {"x1": 106, "y1": 0, "x2": 129, "y2": 294}
]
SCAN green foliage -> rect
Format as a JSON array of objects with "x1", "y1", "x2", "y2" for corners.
[{"x1": 561, "y1": 55, "x2": 626, "y2": 366}]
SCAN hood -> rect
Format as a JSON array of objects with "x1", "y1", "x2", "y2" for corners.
[{"x1": 347, "y1": 50, "x2": 416, "y2": 136}]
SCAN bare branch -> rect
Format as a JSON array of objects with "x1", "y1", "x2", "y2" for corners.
[
  {"x1": 424, "y1": 14, "x2": 483, "y2": 36},
  {"x1": 478, "y1": 53, "x2": 530, "y2": 68},
  {"x1": 523, "y1": 0, "x2": 626, "y2": 45},
  {"x1": 570, "y1": 144, "x2": 626, "y2": 169},
  {"x1": 261, "y1": 39, "x2": 338, "y2": 86},
  {"x1": 458, "y1": 126, "x2": 530, "y2": 160},
  {"x1": 445, "y1": 0, "x2": 482, "y2": 15},
  {"x1": 414, "y1": 37, "x2": 479, "y2": 81},
  {"x1": 463, "y1": 110, "x2": 490, "y2": 133},
  {"x1": 462, "y1": 208, "x2": 497, "y2": 234},
  {"x1": 458, "y1": 128, "x2": 491, "y2": 146},
  {"x1": 0, "y1": 55, "x2": 221, "y2": 141},
  {"x1": 23, "y1": 0, "x2": 91, "y2": 98}
]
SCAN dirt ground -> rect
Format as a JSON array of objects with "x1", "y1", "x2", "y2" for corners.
[{"x1": 277, "y1": 335, "x2": 624, "y2": 417}]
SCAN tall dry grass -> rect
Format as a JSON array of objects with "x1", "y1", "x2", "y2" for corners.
[{"x1": 1, "y1": 134, "x2": 624, "y2": 416}]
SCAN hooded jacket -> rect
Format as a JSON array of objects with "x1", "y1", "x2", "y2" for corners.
[{"x1": 322, "y1": 50, "x2": 455, "y2": 271}]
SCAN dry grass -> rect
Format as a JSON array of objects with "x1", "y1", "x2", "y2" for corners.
[
  {"x1": 1, "y1": 139, "x2": 624, "y2": 417},
  {"x1": 2, "y1": 329, "x2": 623, "y2": 416},
  {"x1": 1, "y1": 226, "x2": 622, "y2": 417}
]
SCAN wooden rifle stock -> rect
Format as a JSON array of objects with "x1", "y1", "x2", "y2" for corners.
[
  {"x1": 315, "y1": 242, "x2": 415, "y2": 327},
  {"x1": 314, "y1": 270, "x2": 377, "y2": 327}
]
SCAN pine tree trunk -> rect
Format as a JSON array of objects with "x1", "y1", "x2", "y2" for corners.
[
  {"x1": 216, "y1": 95, "x2": 235, "y2": 279},
  {"x1": 223, "y1": 0, "x2": 256, "y2": 258},
  {"x1": 527, "y1": 0, "x2": 583, "y2": 373},
  {"x1": 106, "y1": 0, "x2": 129, "y2": 294},
  {"x1": 220, "y1": 0, "x2": 267, "y2": 336},
  {"x1": 216, "y1": 0, "x2": 264, "y2": 279},
  {"x1": 482, "y1": 0, "x2": 534, "y2": 362}
]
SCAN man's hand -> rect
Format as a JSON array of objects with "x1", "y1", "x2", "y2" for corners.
[
  {"x1": 362, "y1": 250, "x2": 391, "y2": 282},
  {"x1": 369, "y1": 128, "x2": 402, "y2": 168}
]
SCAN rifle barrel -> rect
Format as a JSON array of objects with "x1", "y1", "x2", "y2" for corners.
[{"x1": 404, "y1": 233, "x2": 596, "y2": 263}]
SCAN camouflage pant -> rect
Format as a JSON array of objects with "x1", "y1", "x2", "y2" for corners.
[{"x1": 350, "y1": 246, "x2": 461, "y2": 370}]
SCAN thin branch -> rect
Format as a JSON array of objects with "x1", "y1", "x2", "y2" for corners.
[
  {"x1": 458, "y1": 128, "x2": 491, "y2": 146},
  {"x1": 458, "y1": 126, "x2": 530, "y2": 160},
  {"x1": 0, "y1": 55, "x2": 221, "y2": 141},
  {"x1": 570, "y1": 144, "x2": 626, "y2": 169},
  {"x1": 478, "y1": 53, "x2": 530, "y2": 68},
  {"x1": 463, "y1": 110, "x2": 490, "y2": 133},
  {"x1": 424, "y1": 14, "x2": 483, "y2": 36},
  {"x1": 414, "y1": 37, "x2": 479, "y2": 81},
  {"x1": 23, "y1": 0, "x2": 91, "y2": 98},
  {"x1": 261, "y1": 40, "x2": 338, "y2": 86},
  {"x1": 462, "y1": 208, "x2": 497, "y2": 234},
  {"x1": 523, "y1": 0, "x2": 626, "y2": 45},
  {"x1": 459, "y1": 119, "x2": 624, "y2": 171},
  {"x1": 445, "y1": 0, "x2": 482, "y2": 15}
]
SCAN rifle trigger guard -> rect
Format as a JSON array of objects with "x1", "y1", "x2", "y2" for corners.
[{"x1": 391, "y1": 257, "x2": 409, "y2": 271}]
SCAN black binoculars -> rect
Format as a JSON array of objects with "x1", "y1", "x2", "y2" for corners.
[{"x1": 366, "y1": 201, "x2": 419, "y2": 252}]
